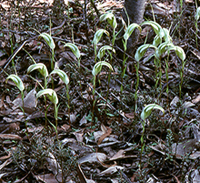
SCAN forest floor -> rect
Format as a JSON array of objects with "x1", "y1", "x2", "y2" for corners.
[{"x1": 0, "y1": 0, "x2": 200, "y2": 182}]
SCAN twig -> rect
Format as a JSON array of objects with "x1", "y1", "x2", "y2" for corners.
[
  {"x1": 0, "y1": 19, "x2": 66, "y2": 75},
  {"x1": 87, "y1": 82, "x2": 131, "y2": 123},
  {"x1": 83, "y1": 0, "x2": 90, "y2": 43}
]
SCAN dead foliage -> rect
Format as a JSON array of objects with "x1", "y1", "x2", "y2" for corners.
[{"x1": 0, "y1": 0, "x2": 200, "y2": 182}]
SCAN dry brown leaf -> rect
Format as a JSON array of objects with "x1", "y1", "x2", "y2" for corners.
[
  {"x1": 34, "y1": 173, "x2": 62, "y2": 183},
  {"x1": 192, "y1": 94, "x2": 200, "y2": 104},
  {"x1": 9, "y1": 123, "x2": 20, "y2": 133},
  {"x1": 60, "y1": 124, "x2": 70, "y2": 131},
  {"x1": 110, "y1": 149, "x2": 137, "y2": 161},
  {"x1": 0, "y1": 151, "x2": 11, "y2": 160},
  {"x1": 98, "y1": 165, "x2": 124, "y2": 176},
  {"x1": 97, "y1": 127, "x2": 112, "y2": 145},
  {"x1": 124, "y1": 112, "x2": 135, "y2": 119},
  {"x1": 73, "y1": 131, "x2": 84, "y2": 142},
  {"x1": 0, "y1": 59, "x2": 7, "y2": 67},
  {"x1": 172, "y1": 139, "x2": 197, "y2": 159},
  {"x1": 78, "y1": 152, "x2": 107, "y2": 164},
  {"x1": 46, "y1": 152, "x2": 61, "y2": 175},
  {"x1": 0, "y1": 134, "x2": 22, "y2": 141},
  {"x1": 110, "y1": 150, "x2": 125, "y2": 160}
]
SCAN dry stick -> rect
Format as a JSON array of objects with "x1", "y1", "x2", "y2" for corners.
[
  {"x1": 120, "y1": 170, "x2": 132, "y2": 183},
  {"x1": 0, "y1": 19, "x2": 66, "y2": 75},
  {"x1": 110, "y1": 92, "x2": 129, "y2": 110},
  {"x1": 0, "y1": 39, "x2": 29, "y2": 75},
  {"x1": 83, "y1": 0, "x2": 90, "y2": 43},
  {"x1": 87, "y1": 82, "x2": 131, "y2": 123}
]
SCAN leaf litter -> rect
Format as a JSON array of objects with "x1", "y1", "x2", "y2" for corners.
[{"x1": 0, "y1": 0, "x2": 200, "y2": 182}]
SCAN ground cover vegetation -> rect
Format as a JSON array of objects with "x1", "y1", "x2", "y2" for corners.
[{"x1": 0, "y1": 0, "x2": 200, "y2": 182}]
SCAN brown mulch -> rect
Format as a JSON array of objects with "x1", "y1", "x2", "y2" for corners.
[{"x1": 0, "y1": 0, "x2": 200, "y2": 182}]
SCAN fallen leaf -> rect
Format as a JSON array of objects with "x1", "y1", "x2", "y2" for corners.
[
  {"x1": 97, "y1": 127, "x2": 112, "y2": 145},
  {"x1": 192, "y1": 95, "x2": 200, "y2": 104},
  {"x1": 99, "y1": 165, "x2": 124, "y2": 176},
  {"x1": 46, "y1": 152, "x2": 61, "y2": 175},
  {"x1": 0, "y1": 134, "x2": 22, "y2": 141},
  {"x1": 78, "y1": 153, "x2": 107, "y2": 164}
]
